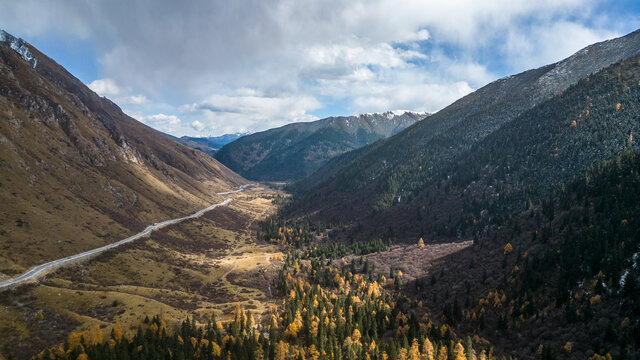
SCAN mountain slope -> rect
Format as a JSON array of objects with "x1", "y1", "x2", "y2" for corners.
[
  {"x1": 409, "y1": 149, "x2": 640, "y2": 359},
  {"x1": 290, "y1": 29, "x2": 640, "y2": 228},
  {"x1": 0, "y1": 31, "x2": 246, "y2": 276},
  {"x1": 214, "y1": 111, "x2": 427, "y2": 181}
]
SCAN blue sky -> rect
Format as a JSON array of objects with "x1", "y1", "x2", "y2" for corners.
[{"x1": 2, "y1": 0, "x2": 639, "y2": 136}]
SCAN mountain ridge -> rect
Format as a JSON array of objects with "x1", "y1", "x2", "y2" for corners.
[{"x1": 214, "y1": 110, "x2": 428, "y2": 181}]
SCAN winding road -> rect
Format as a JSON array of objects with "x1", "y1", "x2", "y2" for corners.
[{"x1": 0, "y1": 184, "x2": 253, "y2": 290}]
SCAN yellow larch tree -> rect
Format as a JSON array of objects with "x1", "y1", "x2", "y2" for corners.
[
  {"x1": 409, "y1": 338, "x2": 421, "y2": 360},
  {"x1": 112, "y1": 321, "x2": 124, "y2": 342},
  {"x1": 503, "y1": 243, "x2": 513, "y2": 255},
  {"x1": 453, "y1": 342, "x2": 467, "y2": 360},
  {"x1": 422, "y1": 338, "x2": 435, "y2": 360},
  {"x1": 275, "y1": 341, "x2": 289, "y2": 360}
]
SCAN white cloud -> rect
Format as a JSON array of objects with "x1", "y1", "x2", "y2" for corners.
[
  {"x1": 88, "y1": 78, "x2": 150, "y2": 105},
  {"x1": 502, "y1": 21, "x2": 618, "y2": 71},
  {"x1": 405, "y1": 29, "x2": 431, "y2": 42},
  {"x1": 190, "y1": 120, "x2": 205, "y2": 131},
  {"x1": 120, "y1": 94, "x2": 150, "y2": 105},
  {"x1": 353, "y1": 82, "x2": 474, "y2": 114},
  {"x1": 305, "y1": 41, "x2": 425, "y2": 69},
  {"x1": 88, "y1": 78, "x2": 121, "y2": 97},
  {"x1": 181, "y1": 92, "x2": 320, "y2": 135},
  {"x1": 126, "y1": 111, "x2": 183, "y2": 133},
  {"x1": 144, "y1": 113, "x2": 181, "y2": 125}
]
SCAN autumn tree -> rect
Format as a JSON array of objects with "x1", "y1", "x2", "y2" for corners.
[
  {"x1": 503, "y1": 243, "x2": 513, "y2": 255},
  {"x1": 422, "y1": 338, "x2": 435, "y2": 360},
  {"x1": 453, "y1": 341, "x2": 467, "y2": 360}
]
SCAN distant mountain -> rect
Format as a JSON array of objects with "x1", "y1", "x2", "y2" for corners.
[
  {"x1": 0, "y1": 30, "x2": 246, "y2": 276},
  {"x1": 289, "y1": 29, "x2": 640, "y2": 234},
  {"x1": 214, "y1": 111, "x2": 427, "y2": 181},
  {"x1": 164, "y1": 132, "x2": 249, "y2": 157}
]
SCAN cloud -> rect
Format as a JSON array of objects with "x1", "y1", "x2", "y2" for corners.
[
  {"x1": 502, "y1": 21, "x2": 619, "y2": 71},
  {"x1": 126, "y1": 111, "x2": 183, "y2": 133},
  {"x1": 122, "y1": 94, "x2": 150, "y2": 105},
  {"x1": 143, "y1": 113, "x2": 180, "y2": 126},
  {"x1": 404, "y1": 29, "x2": 431, "y2": 42},
  {"x1": 2, "y1": 0, "x2": 635, "y2": 135},
  {"x1": 88, "y1": 78, "x2": 120, "y2": 97},
  {"x1": 353, "y1": 82, "x2": 474, "y2": 114},
  {"x1": 180, "y1": 92, "x2": 321, "y2": 135},
  {"x1": 190, "y1": 120, "x2": 205, "y2": 131},
  {"x1": 305, "y1": 41, "x2": 426, "y2": 69},
  {"x1": 88, "y1": 78, "x2": 150, "y2": 105}
]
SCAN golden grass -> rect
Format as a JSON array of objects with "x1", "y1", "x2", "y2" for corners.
[
  {"x1": 0, "y1": 307, "x2": 30, "y2": 340},
  {"x1": 0, "y1": 187, "x2": 284, "y2": 359}
]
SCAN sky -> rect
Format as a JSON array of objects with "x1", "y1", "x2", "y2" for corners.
[{"x1": 1, "y1": 1, "x2": 639, "y2": 137}]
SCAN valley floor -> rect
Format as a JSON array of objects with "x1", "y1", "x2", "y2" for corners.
[{"x1": 0, "y1": 186, "x2": 283, "y2": 359}]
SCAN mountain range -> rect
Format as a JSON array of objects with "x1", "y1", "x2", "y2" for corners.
[
  {"x1": 214, "y1": 111, "x2": 427, "y2": 181},
  {"x1": 163, "y1": 132, "x2": 249, "y2": 157}
]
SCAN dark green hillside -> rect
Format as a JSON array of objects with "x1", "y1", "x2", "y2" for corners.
[
  {"x1": 451, "y1": 55, "x2": 640, "y2": 221},
  {"x1": 290, "y1": 30, "x2": 640, "y2": 224},
  {"x1": 411, "y1": 149, "x2": 640, "y2": 359},
  {"x1": 298, "y1": 55, "x2": 640, "y2": 246}
]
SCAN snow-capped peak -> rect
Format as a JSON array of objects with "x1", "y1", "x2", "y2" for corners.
[
  {"x1": 354, "y1": 110, "x2": 429, "y2": 118},
  {"x1": 0, "y1": 30, "x2": 38, "y2": 69},
  {"x1": 391, "y1": 110, "x2": 410, "y2": 116}
]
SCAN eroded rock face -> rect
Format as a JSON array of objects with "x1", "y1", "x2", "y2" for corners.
[{"x1": 0, "y1": 30, "x2": 37, "y2": 68}]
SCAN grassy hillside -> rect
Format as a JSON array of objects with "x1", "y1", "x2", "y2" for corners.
[
  {"x1": 0, "y1": 187, "x2": 281, "y2": 360},
  {"x1": 0, "y1": 33, "x2": 246, "y2": 276}
]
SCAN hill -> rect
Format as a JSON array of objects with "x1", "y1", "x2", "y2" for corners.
[
  {"x1": 0, "y1": 30, "x2": 246, "y2": 277},
  {"x1": 214, "y1": 111, "x2": 427, "y2": 181}
]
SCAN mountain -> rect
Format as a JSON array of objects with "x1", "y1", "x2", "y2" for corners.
[
  {"x1": 164, "y1": 132, "x2": 250, "y2": 157},
  {"x1": 289, "y1": 29, "x2": 640, "y2": 236},
  {"x1": 214, "y1": 111, "x2": 427, "y2": 181},
  {"x1": 0, "y1": 30, "x2": 246, "y2": 277},
  {"x1": 400, "y1": 148, "x2": 640, "y2": 359}
]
